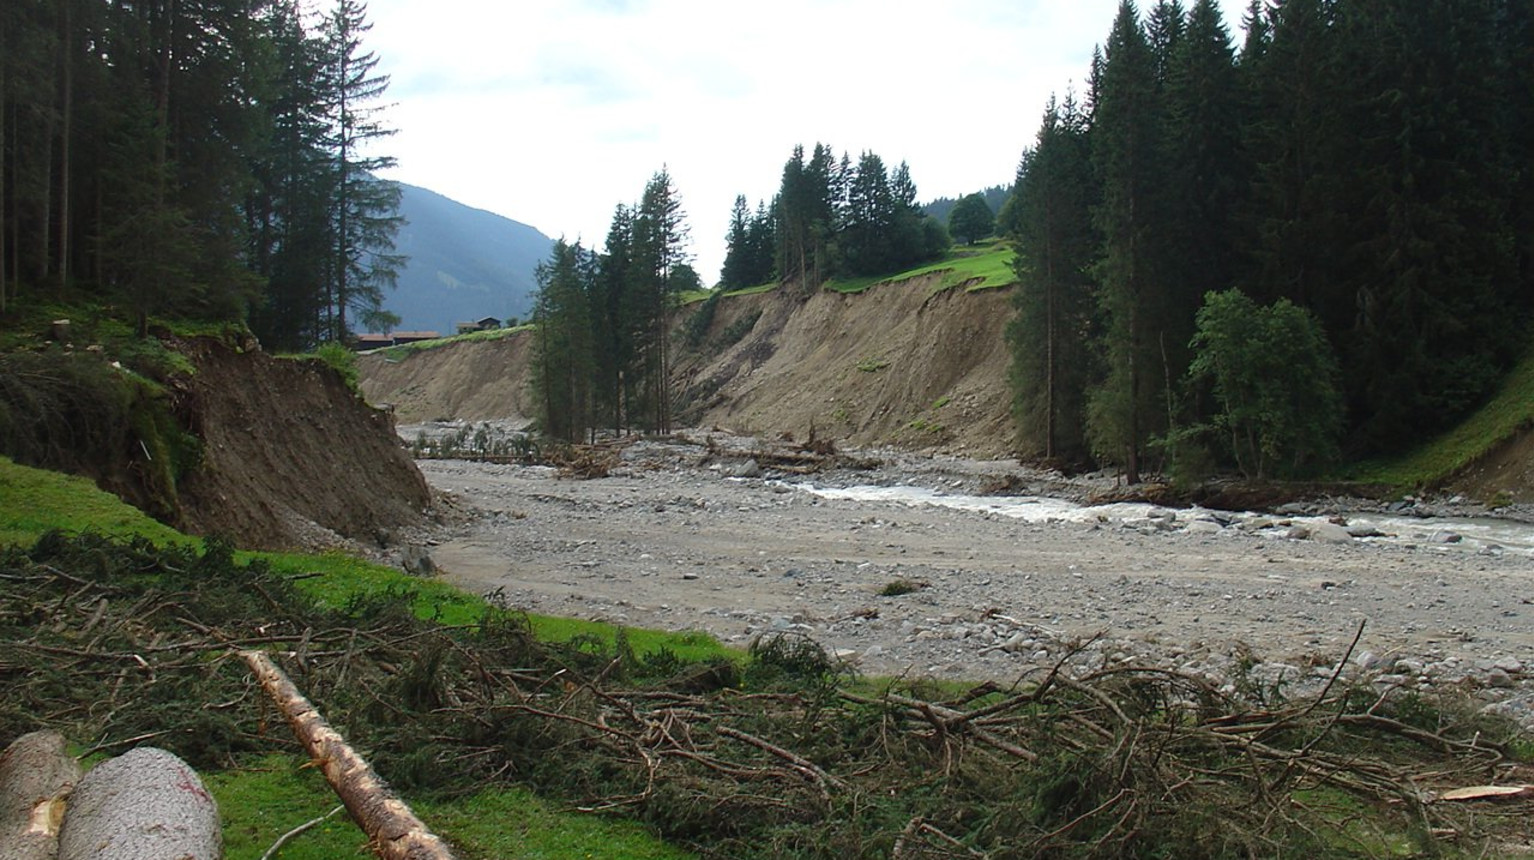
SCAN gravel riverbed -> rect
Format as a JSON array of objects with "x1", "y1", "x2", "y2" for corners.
[{"x1": 407, "y1": 429, "x2": 1534, "y2": 727}]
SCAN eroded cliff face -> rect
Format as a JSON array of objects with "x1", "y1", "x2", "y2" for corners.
[
  {"x1": 676, "y1": 278, "x2": 1015, "y2": 458},
  {"x1": 173, "y1": 338, "x2": 430, "y2": 550},
  {"x1": 356, "y1": 331, "x2": 537, "y2": 426},
  {"x1": 356, "y1": 279, "x2": 1018, "y2": 458}
]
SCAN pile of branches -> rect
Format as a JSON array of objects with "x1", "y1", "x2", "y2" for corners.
[{"x1": 2, "y1": 532, "x2": 1530, "y2": 858}]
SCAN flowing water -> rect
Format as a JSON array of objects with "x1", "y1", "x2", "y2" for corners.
[{"x1": 793, "y1": 482, "x2": 1534, "y2": 557}]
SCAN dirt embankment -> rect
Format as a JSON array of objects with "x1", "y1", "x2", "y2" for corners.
[
  {"x1": 357, "y1": 280, "x2": 1017, "y2": 456},
  {"x1": 172, "y1": 338, "x2": 430, "y2": 550},
  {"x1": 677, "y1": 279, "x2": 1014, "y2": 456},
  {"x1": 356, "y1": 332, "x2": 538, "y2": 426}
]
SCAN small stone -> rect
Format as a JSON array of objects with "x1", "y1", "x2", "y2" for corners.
[
  {"x1": 1485, "y1": 668, "x2": 1516, "y2": 689},
  {"x1": 401, "y1": 544, "x2": 436, "y2": 576}
]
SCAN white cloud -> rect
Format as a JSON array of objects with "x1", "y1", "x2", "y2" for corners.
[{"x1": 364, "y1": 0, "x2": 1246, "y2": 282}]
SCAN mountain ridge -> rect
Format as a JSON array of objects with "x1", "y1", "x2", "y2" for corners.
[{"x1": 382, "y1": 183, "x2": 553, "y2": 335}]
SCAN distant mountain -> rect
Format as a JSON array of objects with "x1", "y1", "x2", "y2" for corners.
[{"x1": 382, "y1": 183, "x2": 553, "y2": 335}]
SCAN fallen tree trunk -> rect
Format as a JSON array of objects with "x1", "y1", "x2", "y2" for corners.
[
  {"x1": 0, "y1": 731, "x2": 81, "y2": 860},
  {"x1": 241, "y1": 649, "x2": 457, "y2": 860},
  {"x1": 56, "y1": 747, "x2": 220, "y2": 860}
]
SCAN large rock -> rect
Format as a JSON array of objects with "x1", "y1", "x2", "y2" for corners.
[
  {"x1": 1308, "y1": 521, "x2": 1355, "y2": 544},
  {"x1": 57, "y1": 748, "x2": 220, "y2": 860},
  {"x1": 0, "y1": 731, "x2": 81, "y2": 860}
]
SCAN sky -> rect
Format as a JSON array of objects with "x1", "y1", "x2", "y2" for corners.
[{"x1": 364, "y1": 0, "x2": 1247, "y2": 285}]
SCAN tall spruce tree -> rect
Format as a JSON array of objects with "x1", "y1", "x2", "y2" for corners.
[
  {"x1": 1158, "y1": 0, "x2": 1244, "y2": 410},
  {"x1": 1005, "y1": 95, "x2": 1101, "y2": 466},
  {"x1": 593, "y1": 204, "x2": 636, "y2": 432},
  {"x1": 841, "y1": 151, "x2": 895, "y2": 276},
  {"x1": 1088, "y1": 1, "x2": 1163, "y2": 483},
  {"x1": 630, "y1": 168, "x2": 688, "y2": 433},
  {"x1": 1328, "y1": 0, "x2": 1520, "y2": 450},
  {"x1": 532, "y1": 238, "x2": 597, "y2": 442},
  {"x1": 719, "y1": 194, "x2": 753, "y2": 290},
  {"x1": 322, "y1": 0, "x2": 403, "y2": 341}
]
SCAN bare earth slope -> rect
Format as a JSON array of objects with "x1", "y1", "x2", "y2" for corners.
[
  {"x1": 174, "y1": 338, "x2": 430, "y2": 550},
  {"x1": 677, "y1": 279, "x2": 1014, "y2": 456},
  {"x1": 357, "y1": 280, "x2": 1015, "y2": 456},
  {"x1": 357, "y1": 331, "x2": 538, "y2": 426}
]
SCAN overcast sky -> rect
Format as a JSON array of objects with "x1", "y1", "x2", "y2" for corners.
[{"x1": 365, "y1": 0, "x2": 1246, "y2": 284}]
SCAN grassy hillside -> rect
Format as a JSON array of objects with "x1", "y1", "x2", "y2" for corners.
[
  {"x1": 387, "y1": 183, "x2": 553, "y2": 336},
  {"x1": 826, "y1": 238, "x2": 1015, "y2": 294}
]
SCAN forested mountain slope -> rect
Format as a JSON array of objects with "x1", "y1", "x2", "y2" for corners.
[{"x1": 386, "y1": 185, "x2": 553, "y2": 335}]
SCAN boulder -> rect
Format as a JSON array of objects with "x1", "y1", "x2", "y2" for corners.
[
  {"x1": 401, "y1": 544, "x2": 436, "y2": 577},
  {"x1": 1308, "y1": 522, "x2": 1354, "y2": 544}
]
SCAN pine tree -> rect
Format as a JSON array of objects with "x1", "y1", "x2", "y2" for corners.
[
  {"x1": 719, "y1": 194, "x2": 752, "y2": 290},
  {"x1": 1005, "y1": 95, "x2": 1101, "y2": 466},
  {"x1": 593, "y1": 204, "x2": 636, "y2": 432},
  {"x1": 249, "y1": 0, "x2": 336, "y2": 350},
  {"x1": 1328, "y1": 0, "x2": 1519, "y2": 450},
  {"x1": 841, "y1": 151, "x2": 895, "y2": 276},
  {"x1": 1088, "y1": 1, "x2": 1163, "y2": 483},
  {"x1": 322, "y1": 0, "x2": 403, "y2": 341},
  {"x1": 745, "y1": 200, "x2": 777, "y2": 285},
  {"x1": 1158, "y1": 0, "x2": 1244, "y2": 406},
  {"x1": 1242, "y1": 0, "x2": 1345, "y2": 313},
  {"x1": 630, "y1": 168, "x2": 688, "y2": 433},
  {"x1": 532, "y1": 239, "x2": 597, "y2": 442}
]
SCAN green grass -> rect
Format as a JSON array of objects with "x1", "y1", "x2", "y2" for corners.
[
  {"x1": 678, "y1": 282, "x2": 780, "y2": 306},
  {"x1": 0, "y1": 456, "x2": 735, "y2": 659},
  {"x1": 374, "y1": 324, "x2": 534, "y2": 360},
  {"x1": 1348, "y1": 345, "x2": 1534, "y2": 492},
  {"x1": 825, "y1": 239, "x2": 1017, "y2": 295},
  {"x1": 211, "y1": 755, "x2": 692, "y2": 860},
  {"x1": 0, "y1": 455, "x2": 191, "y2": 547}
]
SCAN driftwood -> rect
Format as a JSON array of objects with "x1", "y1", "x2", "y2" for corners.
[
  {"x1": 241, "y1": 649, "x2": 457, "y2": 860},
  {"x1": 56, "y1": 747, "x2": 220, "y2": 860},
  {"x1": 0, "y1": 731, "x2": 81, "y2": 860}
]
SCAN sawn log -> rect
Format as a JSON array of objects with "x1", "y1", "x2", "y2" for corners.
[{"x1": 0, "y1": 731, "x2": 81, "y2": 860}]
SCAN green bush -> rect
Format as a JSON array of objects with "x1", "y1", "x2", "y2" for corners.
[
  {"x1": 312, "y1": 341, "x2": 359, "y2": 393},
  {"x1": 718, "y1": 309, "x2": 761, "y2": 348}
]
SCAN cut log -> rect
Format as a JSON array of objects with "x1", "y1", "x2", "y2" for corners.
[
  {"x1": 0, "y1": 731, "x2": 81, "y2": 860},
  {"x1": 56, "y1": 747, "x2": 220, "y2": 860},
  {"x1": 241, "y1": 650, "x2": 457, "y2": 860}
]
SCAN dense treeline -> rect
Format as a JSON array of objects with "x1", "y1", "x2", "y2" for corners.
[
  {"x1": 718, "y1": 143, "x2": 950, "y2": 291},
  {"x1": 0, "y1": 0, "x2": 402, "y2": 350},
  {"x1": 532, "y1": 170, "x2": 688, "y2": 441},
  {"x1": 1006, "y1": 0, "x2": 1533, "y2": 479},
  {"x1": 536, "y1": 146, "x2": 953, "y2": 440}
]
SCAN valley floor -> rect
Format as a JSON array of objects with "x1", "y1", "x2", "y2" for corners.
[{"x1": 416, "y1": 430, "x2": 1534, "y2": 728}]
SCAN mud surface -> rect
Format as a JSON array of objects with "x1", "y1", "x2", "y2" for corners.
[
  {"x1": 174, "y1": 338, "x2": 429, "y2": 550},
  {"x1": 415, "y1": 431, "x2": 1534, "y2": 714}
]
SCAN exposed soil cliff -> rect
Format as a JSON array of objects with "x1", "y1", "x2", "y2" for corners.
[
  {"x1": 356, "y1": 332, "x2": 538, "y2": 426},
  {"x1": 357, "y1": 279, "x2": 1018, "y2": 457},
  {"x1": 676, "y1": 278, "x2": 1014, "y2": 457},
  {"x1": 172, "y1": 338, "x2": 430, "y2": 549}
]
